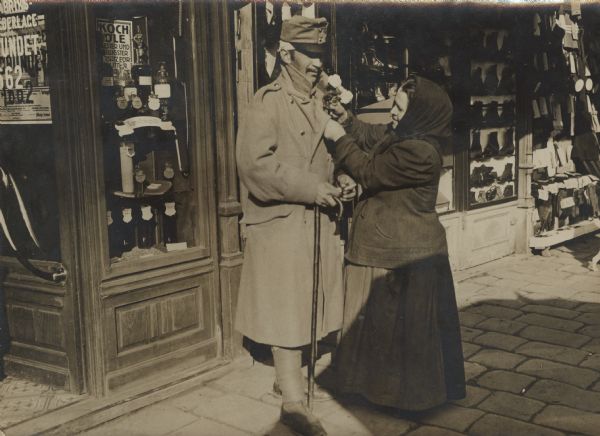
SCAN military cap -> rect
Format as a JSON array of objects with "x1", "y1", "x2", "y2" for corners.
[{"x1": 280, "y1": 15, "x2": 328, "y2": 54}]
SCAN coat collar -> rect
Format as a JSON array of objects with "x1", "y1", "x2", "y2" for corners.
[{"x1": 276, "y1": 68, "x2": 330, "y2": 161}]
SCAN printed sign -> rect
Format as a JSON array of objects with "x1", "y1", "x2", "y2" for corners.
[
  {"x1": 96, "y1": 18, "x2": 133, "y2": 79},
  {"x1": 0, "y1": 7, "x2": 52, "y2": 124}
]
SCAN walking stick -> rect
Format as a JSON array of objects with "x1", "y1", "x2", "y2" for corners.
[{"x1": 308, "y1": 205, "x2": 321, "y2": 410}]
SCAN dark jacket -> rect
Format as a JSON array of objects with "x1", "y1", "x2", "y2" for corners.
[{"x1": 334, "y1": 117, "x2": 448, "y2": 269}]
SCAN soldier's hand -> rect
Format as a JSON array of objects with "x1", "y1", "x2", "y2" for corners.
[
  {"x1": 337, "y1": 173, "x2": 357, "y2": 202},
  {"x1": 323, "y1": 119, "x2": 346, "y2": 143},
  {"x1": 315, "y1": 182, "x2": 341, "y2": 208}
]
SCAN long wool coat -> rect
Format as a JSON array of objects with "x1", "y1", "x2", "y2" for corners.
[{"x1": 235, "y1": 70, "x2": 344, "y2": 348}]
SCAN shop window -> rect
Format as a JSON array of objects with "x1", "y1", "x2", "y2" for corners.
[
  {"x1": 339, "y1": 8, "x2": 459, "y2": 213},
  {"x1": 1, "y1": 4, "x2": 60, "y2": 262},
  {"x1": 465, "y1": 27, "x2": 517, "y2": 209},
  {"x1": 93, "y1": 2, "x2": 199, "y2": 264}
]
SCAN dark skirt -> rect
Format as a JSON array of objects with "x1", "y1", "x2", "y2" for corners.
[{"x1": 335, "y1": 255, "x2": 466, "y2": 411}]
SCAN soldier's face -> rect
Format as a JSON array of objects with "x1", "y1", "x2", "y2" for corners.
[{"x1": 291, "y1": 49, "x2": 323, "y2": 85}]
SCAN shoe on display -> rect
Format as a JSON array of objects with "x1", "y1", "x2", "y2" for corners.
[
  {"x1": 471, "y1": 67, "x2": 486, "y2": 95},
  {"x1": 485, "y1": 31, "x2": 500, "y2": 58},
  {"x1": 280, "y1": 403, "x2": 327, "y2": 436},
  {"x1": 477, "y1": 189, "x2": 487, "y2": 203},
  {"x1": 471, "y1": 101, "x2": 484, "y2": 125},
  {"x1": 482, "y1": 165, "x2": 497, "y2": 184},
  {"x1": 501, "y1": 100, "x2": 515, "y2": 124},
  {"x1": 485, "y1": 101, "x2": 501, "y2": 126},
  {"x1": 483, "y1": 131, "x2": 500, "y2": 158},
  {"x1": 499, "y1": 162, "x2": 514, "y2": 183},
  {"x1": 470, "y1": 129, "x2": 484, "y2": 160},
  {"x1": 486, "y1": 185, "x2": 499, "y2": 202},
  {"x1": 470, "y1": 166, "x2": 484, "y2": 188},
  {"x1": 499, "y1": 128, "x2": 515, "y2": 155},
  {"x1": 484, "y1": 64, "x2": 499, "y2": 94},
  {"x1": 496, "y1": 66, "x2": 515, "y2": 95}
]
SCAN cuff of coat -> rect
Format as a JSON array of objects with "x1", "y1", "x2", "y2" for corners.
[
  {"x1": 284, "y1": 173, "x2": 320, "y2": 205},
  {"x1": 334, "y1": 133, "x2": 356, "y2": 165}
]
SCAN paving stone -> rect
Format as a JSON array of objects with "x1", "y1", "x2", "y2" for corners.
[
  {"x1": 466, "y1": 304, "x2": 523, "y2": 320},
  {"x1": 456, "y1": 281, "x2": 487, "y2": 294},
  {"x1": 529, "y1": 299, "x2": 580, "y2": 310},
  {"x1": 476, "y1": 317, "x2": 527, "y2": 335},
  {"x1": 481, "y1": 298, "x2": 528, "y2": 309},
  {"x1": 469, "y1": 413, "x2": 564, "y2": 436},
  {"x1": 525, "y1": 379, "x2": 600, "y2": 413},
  {"x1": 572, "y1": 292, "x2": 600, "y2": 304},
  {"x1": 515, "y1": 342, "x2": 588, "y2": 365},
  {"x1": 477, "y1": 370, "x2": 536, "y2": 394},
  {"x1": 320, "y1": 402, "x2": 414, "y2": 436},
  {"x1": 516, "y1": 359, "x2": 599, "y2": 389},
  {"x1": 592, "y1": 380, "x2": 600, "y2": 392},
  {"x1": 187, "y1": 392, "x2": 280, "y2": 434},
  {"x1": 469, "y1": 349, "x2": 526, "y2": 370},
  {"x1": 467, "y1": 274, "x2": 502, "y2": 286},
  {"x1": 569, "y1": 276, "x2": 600, "y2": 293},
  {"x1": 473, "y1": 332, "x2": 528, "y2": 351},
  {"x1": 459, "y1": 312, "x2": 486, "y2": 328},
  {"x1": 576, "y1": 303, "x2": 600, "y2": 313},
  {"x1": 407, "y1": 426, "x2": 463, "y2": 436},
  {"x1": 575, "y1": 313, "x2": 600, "y2": 324},
  {"x1": 582, "y1": 339, "x2": 600, "y2": 353},
  {"x1": 451, "y1": 385, "x2": 490, "y2": 408},
  {"x1": 478, "y1": 391, "x2": 545, "y2": 421},
  {"x1": 534, "y1": 405, "x2": 600, "y2": 436},
  {"x1": 519, "y1": 325, "x2": 591, "y2": 348},
  {"x1": 81, "y1": 404, "x2": 198, "y2": 436},
  {"x1": 579, "y1": 325, "x2": 600, "y2": 338},
  {"x1": 462, "y1": 342, "x2": 481, "y2": 359},
  {"x1": 170, "y1": 418, "x2": 252, "y2": 436},
  {"x1": 516, "y1": 313, "x2": 584, "y2": 332},
  {"x1": 461, "y1": 326, "x2": 484, "y2": 342},
  {"x1": 579, "y1": 353, "x2": 600, "y2": 371},
  {"x1": 464, "y1": 361, "x2": 487, "y2": 381},
  {"x1": 520, "y1": 304, "x2": 580, "y2": 320},
  {"x1": 418, "y1": 404, "x2": 484, "y2": 432},
  {"x1": 520, "y1": 283, "x2": 579, "y2": 299}
]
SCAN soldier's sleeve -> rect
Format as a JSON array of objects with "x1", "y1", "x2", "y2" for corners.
[{"x1": 236, "y1": 102, "x2": 320, "y2": 204}]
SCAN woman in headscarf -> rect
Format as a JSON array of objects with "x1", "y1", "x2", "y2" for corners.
[{"x1": 323, "y1": 75, "x2": 466, "y2": 410}]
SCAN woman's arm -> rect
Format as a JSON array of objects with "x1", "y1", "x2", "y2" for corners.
[
  {"x1": 343, "y1": 112, "x2": 390, "y2": 153},
  {"x1": 334, "y1": 133, "x2": 440, "y2": 192}
]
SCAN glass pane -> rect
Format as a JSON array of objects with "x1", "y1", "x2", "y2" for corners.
[
  {"x1": 1, "y1": 5, "x2": 60, "y2": 262},
  {"x1": 93, "y1": 2, "x2": 197, "y2": 263}
]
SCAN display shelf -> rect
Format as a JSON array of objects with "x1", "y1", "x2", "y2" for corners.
[{"x1": 529, "y1": 218, "x2": 600, "y2": 250}]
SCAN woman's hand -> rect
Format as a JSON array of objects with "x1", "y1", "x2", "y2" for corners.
[
  {"x1": 337, "y1": 173, "x2": 357, "y2": 202},
  {"x1": 326, "y1": 100, "x2": 349, "y2": 123},
  {"x1": 324, "y1": 119, "x2": 346, "y2": 143}
]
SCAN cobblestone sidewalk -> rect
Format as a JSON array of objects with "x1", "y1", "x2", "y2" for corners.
[{"x1": 74, "y1": 234, "x2": 600, "y2": 435}]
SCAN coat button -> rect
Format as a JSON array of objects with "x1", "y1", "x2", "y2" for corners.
[{"x1": 300, "y1": 130, "x2": 305, "y2": 135}]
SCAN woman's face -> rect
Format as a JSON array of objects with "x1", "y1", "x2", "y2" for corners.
[{"x1": 390, "y1": 90, "x2": 409, "y2": 129}]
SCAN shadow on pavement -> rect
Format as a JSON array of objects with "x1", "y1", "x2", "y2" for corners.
[{"x1": 262, "y1": 291, "x2": 600, "y2": 436}]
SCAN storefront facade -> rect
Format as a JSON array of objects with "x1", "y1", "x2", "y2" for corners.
[
  {"x1": 1, "y1": 1, "x2": 242, "y2": 397},
  {"x1": 2, "y1": 0, "x2": 599, "y2": 399}
]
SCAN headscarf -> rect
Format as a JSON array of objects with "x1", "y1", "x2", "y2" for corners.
[{"x1": 394, "y1": 75, "x2": 453, "y2": 150}]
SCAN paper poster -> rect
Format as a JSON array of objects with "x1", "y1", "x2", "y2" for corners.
[
  {"x1": 0, "y1": 7, "x2": 52, "y2": 124},
  {"x1": 96, "y1": 18, "x2": 133, "y2": 79}
]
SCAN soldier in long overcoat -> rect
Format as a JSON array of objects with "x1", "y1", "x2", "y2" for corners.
[{"x1": 235, "y1": 16, "x2": 350, "y2": 436}]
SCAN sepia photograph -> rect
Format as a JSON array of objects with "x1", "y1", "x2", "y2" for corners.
[{"x1": 1, "y1": 0, "x2": 600, "y2": 434}]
